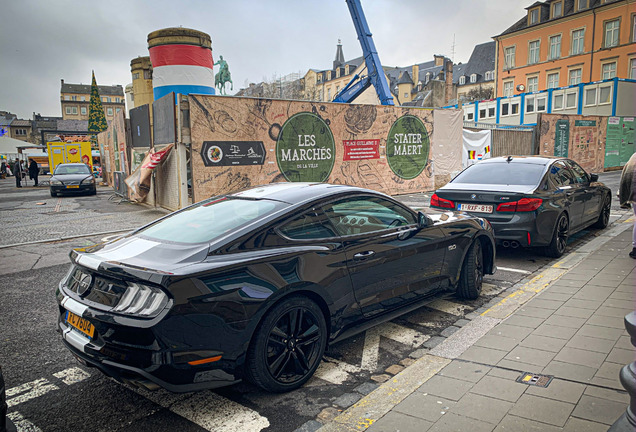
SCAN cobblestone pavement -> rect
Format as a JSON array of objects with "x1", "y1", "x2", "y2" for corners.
[{"x1": 0, "y1": 176, "x2": 169, "y2": 247}]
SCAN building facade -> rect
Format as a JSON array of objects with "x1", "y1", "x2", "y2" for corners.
[
  {"x1": 60, "y1": 79, "x2": 125, "y2": 122},
  {"x1": 494, "y1": 0, "x2": 635, "y2": 98}
]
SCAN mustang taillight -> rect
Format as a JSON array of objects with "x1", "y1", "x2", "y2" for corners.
[
  {"x1": 430, "y1": 193, "x2": 455, "y2": 209},
  {"x1": 497, "y1": 198, "x2": 543, "y2": 212},
  {"x1": 112, "y1": 282, "x2": 169, "y2": 316}
]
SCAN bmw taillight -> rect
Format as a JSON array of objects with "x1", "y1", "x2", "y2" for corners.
[
  {"x1": 431, "y1": 193, "x2": 455, "y2": 209},
  {"x1": 496, "y1": 198, "x2": 543, "y2": 212}
]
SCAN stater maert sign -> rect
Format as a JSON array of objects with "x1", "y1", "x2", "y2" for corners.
[
  {"x1": 386, "y1": 115, "x2": 430, "y2": 179},
  {"x1": 276, "y1": 112, "x2": 335, "y2": 182}
]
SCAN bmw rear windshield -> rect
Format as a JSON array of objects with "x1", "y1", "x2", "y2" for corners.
[
  {"x1": 136, "y1": 197, "x2": 287, "y2": 244},
  {"x1": 453, "y1": 162, "x2": 546, "y2": 185}
]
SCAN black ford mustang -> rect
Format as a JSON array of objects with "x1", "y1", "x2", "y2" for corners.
[{"x1": 57, "y1": 183, "x2": 495, "y2": 393}]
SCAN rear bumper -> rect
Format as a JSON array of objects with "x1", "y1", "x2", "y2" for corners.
[{"x1": 486, "y1": 212, "x2": 556, "y2": 247}]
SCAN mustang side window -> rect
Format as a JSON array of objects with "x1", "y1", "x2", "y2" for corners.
[
  {"x1": 323, "y1": 196, "x2": 416, "y2": 237},
  {"x1": 278, "y1": 210, "x2": 338, "y2": 240}
]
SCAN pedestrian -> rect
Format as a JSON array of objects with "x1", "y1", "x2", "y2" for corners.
[
  {"x1": 0, "y1": 161, "x2": 6, "y2": 179},
  {"x1": 13, "y1": 159, "x2": 22, "y2": 188},
  {"x1": 619, "y1": 151, "x2": 636, "y2": 258},
  {"x1": 28, "y1": 159, "x2": 39, "y2": 186}
]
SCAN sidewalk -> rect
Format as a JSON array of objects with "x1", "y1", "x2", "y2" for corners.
[{"x1": 318, "y1": 217, "x2": 635, "y2": 432}]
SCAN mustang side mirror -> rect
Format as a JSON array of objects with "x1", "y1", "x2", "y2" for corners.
[
  {"x1": 418, "y1": 211, "x2": 433, "y2": 228},
  {"x1": 589, "y1": 173, "x2": 598, "y2": 182}
]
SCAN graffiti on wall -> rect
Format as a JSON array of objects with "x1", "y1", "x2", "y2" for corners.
[{"x1": 188, "y1": 95, "x2": 456, "y2": 199}]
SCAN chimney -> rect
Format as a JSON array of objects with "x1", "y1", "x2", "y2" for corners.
[
  {"x1": 434, "y1": 55, "x2": 444, "y2": 67},
  {"x1": 444, "y1": 59, "x2": 454, "y2": 104},
  {"x1": 412, "y1": 64, "x2": 419, "y2": 89}
]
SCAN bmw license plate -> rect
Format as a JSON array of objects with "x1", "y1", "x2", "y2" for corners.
[
  {"x1": 66, "y1": 311, "x2": 95, "y2": 339},
  {"x1": 458, "y1": 203, "x2": 493, "y2": 213},
  {"x1": 66, "y1": 185, "x2": 79, "y2": 189}
]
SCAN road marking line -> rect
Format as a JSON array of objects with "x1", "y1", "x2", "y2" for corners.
[
  {"x1": 54, "y1": 198, "x2": 62, "y2": 212},
  {"x1": 6, "y1": 378, "x2": 59, "y2": 408},
  {"x1": 361, "y1": 322, "x2": 429, "y2": 371},
  {"x1": 53, "y1": 367, "x2": 90, "y2": 385},
  {"x1": 424, "y1": 299, "x2": 473, "y2": 316},
  {"x1": 7, "y1": 411, "x2": 42, "y2": 432},
  {"x1": 497, "y1": 266, "x2": 531, "y2": 274},
  {"x1": 312, "y1": 357, "x2": 361, "y2": 385},
  {"x1": 132, "y1": 387, "x2": 270, "y2": 432}
]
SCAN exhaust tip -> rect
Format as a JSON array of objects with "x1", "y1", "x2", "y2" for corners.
[
  {"x1": 502, "y1": 241, "x2": 510, "y2": 247},
  {"x1": 510, "y1": 241, "x2": 520, "y2": 248}
]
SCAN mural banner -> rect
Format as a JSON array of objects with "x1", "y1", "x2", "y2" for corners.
[
  {"x1": 125, "y1": 144, "x2": 174, "y2": 202},
  {"x1": 539, "y1": 114, "x2": 607, "y2": 173},
  {"x1": 189, "y1": 95, "x2": 461, "y2": 199}
]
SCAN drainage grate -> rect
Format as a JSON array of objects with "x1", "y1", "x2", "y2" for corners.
[{"x1": 516, "y1": 372, "x2": 553, "y2": 387}]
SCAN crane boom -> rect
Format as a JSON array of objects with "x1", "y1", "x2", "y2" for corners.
[{"x1": 333, "y1": 0, "x2": 395, "y2": 105}]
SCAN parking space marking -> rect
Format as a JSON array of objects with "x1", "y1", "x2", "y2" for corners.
[
  {"x1": 424, "y1": 299, "x2": 473, "y2": 316},
  {"x1": 52, "y1": 367, "x2": 90, "y2": 385},
  {"x1": 7, "y1": 411, "x2": 42, "y2": 432},
  {"x1": 6, "y1": 378, "x2": 59, "y2": 408},
  {"x1": 312, "y1": 357, "x2": 362, "y2": 385},
  {"x1": 132, "y1": 387, "x2": 270, "y2": 432},
  {"x1": 497, "y1": 266, "x2": 531, "y2": 274},
  {"x1": 361, "y1": 322, "x2": 430, "y2": 371}
]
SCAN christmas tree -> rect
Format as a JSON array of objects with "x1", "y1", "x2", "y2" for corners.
[{"x1": 88, "y1": 71, "x2": 107, "y2": 146}]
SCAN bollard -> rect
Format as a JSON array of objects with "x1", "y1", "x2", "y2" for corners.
[{"x1": 608, "y1": 311, "x2": 636, "y2": 432}]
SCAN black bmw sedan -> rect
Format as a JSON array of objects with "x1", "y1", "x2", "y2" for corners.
[
  {"x1": 57, "y1": 183, "x2": 495, "y2": 393},
  {"x1": 50, "y1": 163, "x2": 97, "y2": 197},
  {"x1": 431, "y1": 156, "x2": 611, "y2": 257}
]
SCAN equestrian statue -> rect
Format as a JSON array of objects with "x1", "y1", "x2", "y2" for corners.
[{"x1": 214, "y1": 56, "x2": 233, "y2": 95}]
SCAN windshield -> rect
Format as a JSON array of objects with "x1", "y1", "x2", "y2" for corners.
[
  {"x1": 55, "y1": 165, "x2": 91, "y2": 175},
  {"x1": 453, "y1": 162, "x2": 546, "y2": 186},
  {"x1": 137, "y1": 197, "x2": 286, "y2": 244}
]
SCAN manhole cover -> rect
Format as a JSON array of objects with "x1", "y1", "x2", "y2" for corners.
[{"x1": 516, "y1": 372, "x2": 553, "y2": 387}]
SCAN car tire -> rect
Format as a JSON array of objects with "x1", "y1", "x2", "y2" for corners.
[
  {"x1": 544, "y1": 213, "x2": 569, "y2": 258},
  {"x1": 50, "y1": 191, "x2": 57, "y2": 197},
  {"x1": 592, "y1": 193, "x2": 611, "y2": 229},
  {"x1": 246, "y1": 295, "x2": 327, "y2": 392},
  {"x1": 457, "y1": 240, "x2": 483, "y2": 300}
]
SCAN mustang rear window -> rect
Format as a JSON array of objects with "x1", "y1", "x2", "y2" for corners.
[
  {"x1": 137, "y1": 197, "x2": 284, "y2": 244},
  {"x1": 453, "y1": 163, "x2": 545, "y2": 185}
]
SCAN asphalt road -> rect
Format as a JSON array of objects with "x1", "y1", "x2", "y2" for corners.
[{"x1": 0, "y1": 171, "x2": 627, "y2": 432}]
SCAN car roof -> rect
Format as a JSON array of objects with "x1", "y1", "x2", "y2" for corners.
[
  {"x1": 228, "y1": 182, "x2": 385, "y2": 204},
  {"x1": 478, "y1": 156, "x2": 563, "y2": 165},
  {"x1": 56, "y1": 163, "x2": 88, "y2": 167}
]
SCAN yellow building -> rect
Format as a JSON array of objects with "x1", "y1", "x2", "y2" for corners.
[
  {"x1": 494, "y1": 0, "x2": 636, "y2": 97},
  {"x1": 130, "y1": 56, "x2": 154, "y2": 109},
  {"x1": 60, "y1": 79, "x2": 126, "y2": 122}
]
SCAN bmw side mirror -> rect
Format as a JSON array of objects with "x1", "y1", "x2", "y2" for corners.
[{"x1": 589, "y1": 173, "x2": 598, "y2": 182}]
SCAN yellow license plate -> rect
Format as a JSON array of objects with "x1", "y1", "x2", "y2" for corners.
[
  {"x1": 66, "y1": 311, "x2": 95, "y2": 339},
  {"x1": 66, "y1": 185, "x2": 80, "y2": 189}
]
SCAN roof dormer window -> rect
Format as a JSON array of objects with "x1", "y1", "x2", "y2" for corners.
[
  {"x1": 529, "y1": 8, "x2": 540, "y2": 25},
  {"x1": 552, "y1": 1, "x2": 562, "y2": 18},
  {"x1": 470, "y1": 74, "x2": 477, "y2": 83},
  {"x1": 459, "y1": 76, "x2": 466, "y2": 85},
  {"x1": 578, "y1": 0, "x2": 588, "y2": 11}
]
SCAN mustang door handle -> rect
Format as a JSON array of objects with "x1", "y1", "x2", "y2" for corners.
[{"x1": 353, "y1": 251, "x2": 375, "y2": 259}]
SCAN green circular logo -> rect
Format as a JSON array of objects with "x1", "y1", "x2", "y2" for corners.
[
  {"x1": 386, "y1": 115, "x2": 430, "y2": 179},
  {"x1": 276, "y1": 112, "x2": 335, "y2": 182}
]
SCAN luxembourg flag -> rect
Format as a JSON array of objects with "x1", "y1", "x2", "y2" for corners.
[{"x1": 149, "y1": 44, "x2": 215, "y2": 100}]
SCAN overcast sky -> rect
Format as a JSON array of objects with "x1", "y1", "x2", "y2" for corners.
[{"x1": 1, "y1": 0, "x2": 529, "y2": 119}]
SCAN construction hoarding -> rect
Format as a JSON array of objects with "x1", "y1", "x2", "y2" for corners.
[{"x1": 189, "y1": 95, "x2": 462, "y2": 200}]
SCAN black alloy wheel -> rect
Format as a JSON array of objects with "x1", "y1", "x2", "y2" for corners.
[
  {"x1": 545, "y1": 213, "x2": 569, "y2": 258},
  {"x1": 592, "y1": 193, "x2": 611, "y2": 229},
  {"x1": 457, "y1": 240, "x2": 483, "y2": 300},
  {"x1": 246, "y1": 296, "x2": 327, "y2": 392}
]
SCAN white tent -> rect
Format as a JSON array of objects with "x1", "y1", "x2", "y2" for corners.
[{"x1": 0, "y1": 136, "x2": 30, "y2": 154}]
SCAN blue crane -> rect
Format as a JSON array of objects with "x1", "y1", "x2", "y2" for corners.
[{"x1": 332, "y1": 0, "x2": 395, "y2": 106}]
